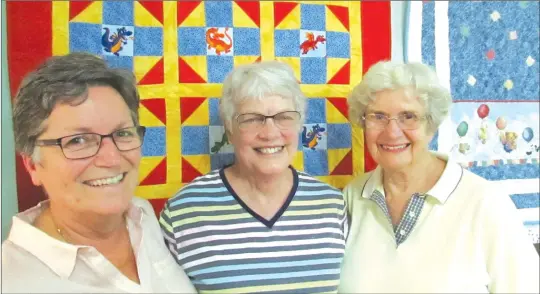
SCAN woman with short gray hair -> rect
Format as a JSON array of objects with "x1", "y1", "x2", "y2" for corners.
[
  {"x1": 339, "y1": 61, "x2": 539, "y2": 293},
  {"x1": 2, "y1": 52, "x2": 195, "y2": 293},
  {"x1": 159, "y1": 61, "x2": 348, "y2": 293}
]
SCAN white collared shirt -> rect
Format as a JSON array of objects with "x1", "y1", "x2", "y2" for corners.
[
  {"x1": 1, "y1": 197, "x2": 196, "y2": 293},
  {"x1": 339, "y1": 153, "x2": 540, "y2": 293}
]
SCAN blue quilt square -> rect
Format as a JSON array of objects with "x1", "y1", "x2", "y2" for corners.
[
  {"x1": 178, "y1": 27, "x2": 207, "y2": 56},
  {"x1": 70, "y1": 23, "x2": 102, "y2": 55},
  {"x1": 205, "y1": 1, "x2": 233, "y2": 27},
  {"x1": 182, "y1": 126, "x2": 209, "y2": 155},
  {"x1": 303, "y1": 149, "x2": 328, "y2": 176},
  {"x1": 104, "y1": 56, "x2": 133, "y2": 70},
  {"x1": 326, "y1": 32, "x2": 350, "y2": 58},
  {"x1": 141, "y1": 127, "x2": 166, "y2": 156},
  {"x1": 275, "y1": 30, "x2": 300, "y2": 57},
  {"x1": 301, "y1": 123, "x2": 327, "y2": 150},
  {"x1": 134, "y1": 27, "x2": 163, "y2": 56},
  {"x1": 327, "y1": 123, "x2": 351, "y2": 149},
  {"x1": 234, "y1": 28, "x2": 260, "y2": 56},
  {"x1": 209, "y1": 98, "x2": 223, "y2": 126},
  {"x1": 300, "y1": 4, "x2": 325, "y2": 31},
  {"x1": 211, "y1": 153, "x2": 236, "y2": 170},
  {"x1": 301, "y1": 58, "x2": 327, "y2": 84},
  {"x1": 208, "y1": 56, "x2": 233, "y2": 83},
  {"x1": 103, "y1": 1, "x2": 133, "y2": 26},
  {"x1": 305, "y1": 98, "x2": 326, "y2": 123}
]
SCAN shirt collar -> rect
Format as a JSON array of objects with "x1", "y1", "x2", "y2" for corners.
[
  {"x1": 360, "y1": 152, "x2": 463, "y2": 204},
  {"x1": 7, "y1": 199, "x2": 146, "y2": 279}
]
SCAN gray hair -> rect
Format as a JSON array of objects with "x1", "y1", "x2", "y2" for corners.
[
  {"x1": 219, "y1": 61, "x2": 306, "y2": 132},
  {"x1": 12, "y1": 52, "x2": 140, "y2": 157},
  {"x1": 348, "y1": 61, "x2": 452, "y2": 132}
]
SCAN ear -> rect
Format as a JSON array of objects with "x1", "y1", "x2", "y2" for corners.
[{"x1": 21, "y1": 154, "x2": 43, "y2": 186}]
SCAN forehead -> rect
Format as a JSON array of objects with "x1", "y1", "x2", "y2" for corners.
[
  {"x1": 368, "y1": 88, "x2": 425, "y2": 113},
  {"x1": 236, "y1": 95, "x2": 295, "y2": 114}
]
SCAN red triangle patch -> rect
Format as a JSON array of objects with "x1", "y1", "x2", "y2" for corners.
[
  {"x1": 182, "y1": 157, "x2": 203, "y2": 183},
  {"x1": 364, "y1": 140, "x2": 377, "y2": 172},
  {"x1": 141, "y1": 98, "x2": 166, "y2": 125},
  {"x1": 179, "y1": 57, "x2": 206, "y2": 83},
  {"x1": 138, "y1": 58, "x2": 164, "y2": 85},
  {"x1": 328, "y1": 60, "x2": 350, "y2": 85},
  {"x1": 235, "y1": 1, "x2": 260, "y2": 27},
  {"x1": 327, "y1": 97, "x2": 349, "y2": 119},
  {"x1": 180, "y1": 97, "x2": 206, "y2": 123},
  {"x1": 139, "y1": 1, "x2": 163, "y2": 24},
  {"x1": 140, "y1": 157, "x2": 167, "y2": 186},
  {"x1": 273, "y1": 2, "x2": 298, "y2": 27},
  {"x1": 69, "y1": 1, "x2": 93, "y2": 20},
  {"x1": 177, "y1": 1, "x2": 201, "y2": 26},
  {"x1": 148, "y1": 198, "x2": 168, "y2": 217},
  {"x1": 331, "y1": 150, "x2": 353, "y2": 175},
  {"x1": 255, "y1": 56, "x2": 262, "y2": 63},
  {"x1": 327, "y1": 5, "x2": 349, "y2": 31}
]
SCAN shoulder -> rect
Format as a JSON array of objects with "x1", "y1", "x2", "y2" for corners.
[
  {"x1": 296, "y1": 170, "x2": 343, "y2": 197},
  {"x1": 342, "y1": 171, "x2": 374, "y2": 205},
  {"x1": 165, "y1": 169, "x2": 224, "y2": 206}
]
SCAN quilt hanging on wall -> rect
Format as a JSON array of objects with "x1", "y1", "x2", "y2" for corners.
[
  {"x1": 7, "y1": 1, "x2": 391, "y2": 214},
  {"x1": 406, "y1": 1, "x2": 539, "y2": 244}
]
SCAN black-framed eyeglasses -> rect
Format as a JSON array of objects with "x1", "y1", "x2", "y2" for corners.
[
  {"x1": 35, "y1": 126, "x2": 146, "y2": 159},
  {"x1": 362, "y1": 112, "x2": 427, "y2": 130},
  {"x1": 235, "y1": 111, "x2": 301, "y2": 131}
]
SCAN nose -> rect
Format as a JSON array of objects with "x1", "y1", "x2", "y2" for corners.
[
  {"x1": 93, "y1": 137, "x2": 122, "y2": 167},
  {"x1": 384, "y1": 119, "x2": 404, "y2": 138},
  {"x1": 258, "y1": 118, "x2": 281, "y2": 139}
]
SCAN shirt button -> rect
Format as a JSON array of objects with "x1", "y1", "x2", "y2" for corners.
[
  {"x1": 409, "y1": 212, "x2": 416, "y2": 218},
  {"x1": 400, "y1": 229, "x2": 406, "y2": 235}
]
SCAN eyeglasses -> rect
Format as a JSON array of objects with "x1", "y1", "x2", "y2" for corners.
[
  {"x1": 362, "y1": 112, "x2": 426, "y2": 130},
  {"x1": 235, "y1": 111, "x2": 301, "y2": 131},
  {"x1": 35, "y1": 126, "x2": 146, "y2": 159}
]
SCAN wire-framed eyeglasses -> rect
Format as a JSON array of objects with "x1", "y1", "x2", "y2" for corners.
[
  {"x1": 35, "y1": 126, "x2": 146, "y2": 159},
  {"x1": 362, "y1": 112, "x2": 426, "y2": 130},
  {"x1": 235, "y1": 111, "x2": 301, "y2": 131}
]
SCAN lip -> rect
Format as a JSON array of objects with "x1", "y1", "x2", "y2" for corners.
[
  {"x1": 82, "y1": 172, "x2": 127, "y2": 186},
  {"x1": 379, "y1": 143, "x2": 411, "y2": 153}
]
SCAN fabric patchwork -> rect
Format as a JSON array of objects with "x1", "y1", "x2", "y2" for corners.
[
  {"x1": 104, "y1": 55, "x2": 133, "y2": 70},
  {"x1": 134, "y1": 26, "x2": 163, "y2": 56},
  {"x1": 103, "y1": 1, "x2": 134, "y2": 26},
  {"x1": 207, "y1": 56, "x2": 233, "y2": 83},
  {"x1": 181, "y1": 126, "x2": 209, "y2": 155},
  {"x1": 275, "y1": 29, "x2": 300, "y2": 57},
  {"x1": 301, "y1": 58, "x2": 327, "y2": 84},
  {"x1": 208, "y1": 98, "x2": 222, "y2": 126},
  {"x1": 141, "y1": 127, "x2": 166, "y2": 156},
  {"x1": 303, "y1": 149, "x2": 328, "y2": 175},
  {"x1": 305, "y1": 98, "x2": 326, "y2": 124},
  {"x1": 233, "y1": 28, "x2": 260, "y2": 56},
  {"x1": 210, "y1": 152, "x2": 235, "y2": 170},
  {"x1": 205, "y1": 1, "x2": 233, "y2": 27},
  {"x1": 69, "y1": 23, "x2": 103, "y2": 54},
  {"x1": 300, "y1": 4, "x2": 325, "y2": 31},
  {"x1": 178, "y1": 27, "x2": 207, "y2": 56},
  {"x1": 326, "y1": 31, "x2": 350, "y2": 58},
  {"x1": 327, "y1": 123, "x2": 352, "y2": 149}
]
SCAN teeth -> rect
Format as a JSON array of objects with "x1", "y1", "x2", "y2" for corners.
[
  {"x1": 258, "y1": 147, "x2": 283, "y2": 154},
  {"x1": 86, "y1": 174, "x2": 124, "y2": 187},
  {"x1": 382, "y1": 144, "x2": 408, "y2": 150}
]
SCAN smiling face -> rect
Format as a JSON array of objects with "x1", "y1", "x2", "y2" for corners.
[
  {"x1": 227, "y1": 95, "x2": 300, "y2": 177},
  {"x1": 364, "y1": 88, "x2": 434, "y2": 171},
  {"x1": 22, "y1": 86, "x2": 141, "y2": 217}
]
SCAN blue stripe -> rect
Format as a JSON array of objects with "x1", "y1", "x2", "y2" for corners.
[
  {"x1": 510, "y1": 193, "x2": 540, "y2": 209},
  {"x1": 196, "y1": 268, "x2": 341, "y2": 285},
  {"x1": 170, "y1": 195, "x2": 234, "y2": 206},
  {"x1": 190, "y1": 258, "x2": 343, "y2": 276},
  {"x1": 467, "y1": 163, "x2": 540, "y2": 180},
  {"x1": 421, "y1": 1, "x2": 436, "y2": 67},
  {"x1": 296, "y1": 190, "x2": 341, "y2": 197}
]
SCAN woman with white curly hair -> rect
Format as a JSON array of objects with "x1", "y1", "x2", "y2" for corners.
[{"x1": 339, "y1": 61, "x2": 539, "y2": 293}]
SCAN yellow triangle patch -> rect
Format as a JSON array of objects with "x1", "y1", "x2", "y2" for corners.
[
  {"x1": 180, "y1": 3, "x2": 205, "y2": 27},
  {"x1": 183, "y1": 155, "x2": 211, "y2": 176},
  {"x1": 326, "y1": 6, "x2": 348, "y2": 33},
  {"x1": 327, "y1": 148, "x2": 350, "y2": 173},
  {"x1": 138, "y1": 156, "x2": 164, "y2": 183},
  {"x1": 134, "y1": 2, "x2": 162, "y2": 27},
  {"x1": 183, "y1": 98, "x2": 209, "y2": 126},
  {"x1": 134, "y1": 56, "x2": 162, "y2": 83},
  {"x1": 182, "y1": 56, "x2": 208, "y2": 82},
  {"x1": 291, "y1": 150, "x2": 304, "y2": 171},
  {"x1": 233, "y1": 2, "x2": 258, "y2": 28},
  {"x1": 276, "y1": 5, "x2": 300, "y2": 30},
  {"x1": 276, "y1": 57, "x2": 301, "y2": 82},
  {"x1": 71, "y1": 1, "x2": 102, "y2": 24},
  {"x1": 326, "y1": 57, "x2": 349, "y2": 83},
  {"x1": 139, "y1": 101, "x2": 165, "y2": 127},
  {"x1": 234, "y1": 56, "x2": 260, "y2": 67},
  {"x1": 326, "y1": 99, "x2": 349, "y2": 124}
]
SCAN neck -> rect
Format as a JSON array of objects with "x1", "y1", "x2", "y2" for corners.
[
  {"x1": 382, "y1": 152, "x2": 443, "y2": 197},
  {"x1": 228, "y1": 164, "x2": 292, "y2": 200}
]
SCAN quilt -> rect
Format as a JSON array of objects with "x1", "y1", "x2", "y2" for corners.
[
  {"x1": 7, "y1": 1, "x2": 392, "y2": 214},
  {"x1": 406, "y1": 1, "x2": 540, "y2": 243}
]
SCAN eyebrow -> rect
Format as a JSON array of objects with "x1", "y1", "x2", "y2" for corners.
[{"x1": 64, "y1": 121, "x2": 133, "y2": 134}]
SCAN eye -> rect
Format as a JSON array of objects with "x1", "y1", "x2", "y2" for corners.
[
  {"x1": 239, "y1": 115, "x2": 264, "y2": 124},
  {"x1": 401, "y1": 112, "x2": 418, "y2": 120},
  {"x1": 115, "y1": 128, "x2": 136, "y2": 137},
  {"x1": 275, "y1": 112, "x2": 297, "y2": 121},
  {"x1": 373, "y1": 114, "x2": 387, "y2": 121},
  {"x1": 62, "y1": 134, "x2": 97, "y2": 149}
]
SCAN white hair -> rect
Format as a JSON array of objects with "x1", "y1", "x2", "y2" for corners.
[
  {"x1": 348, "y1": 61, "x2": 452, "y2": 132},
  {"x1": 219, "y1": 61, "x2": 306, "y2": 132}
]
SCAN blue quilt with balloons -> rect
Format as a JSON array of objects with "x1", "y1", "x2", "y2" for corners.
[{"x1": 406, "y1": 1, "x2": 539, "y2": 244}]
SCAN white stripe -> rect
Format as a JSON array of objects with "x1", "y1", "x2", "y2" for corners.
[
  {"x1": 187, "y1": 178, "x2": 223, "y2": 186},
  {"x1": 183, "y1": 248, "x2": 345, "y2": 270},
  {"x1": 179, "y1": 238, "x2": 345, "y2": 260},
  {"x1": 177, "y1": 227, "x2": 343, "y2": 248},
  {"x1": 494, "y1": 178, "x2": 540, "y2": 195},
  {"x1": 519, "y1": 207, "x2": 540, "y2": 223},
  {"x1": 406, "y1": 1, "x2": 423, "y2": 62}
]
